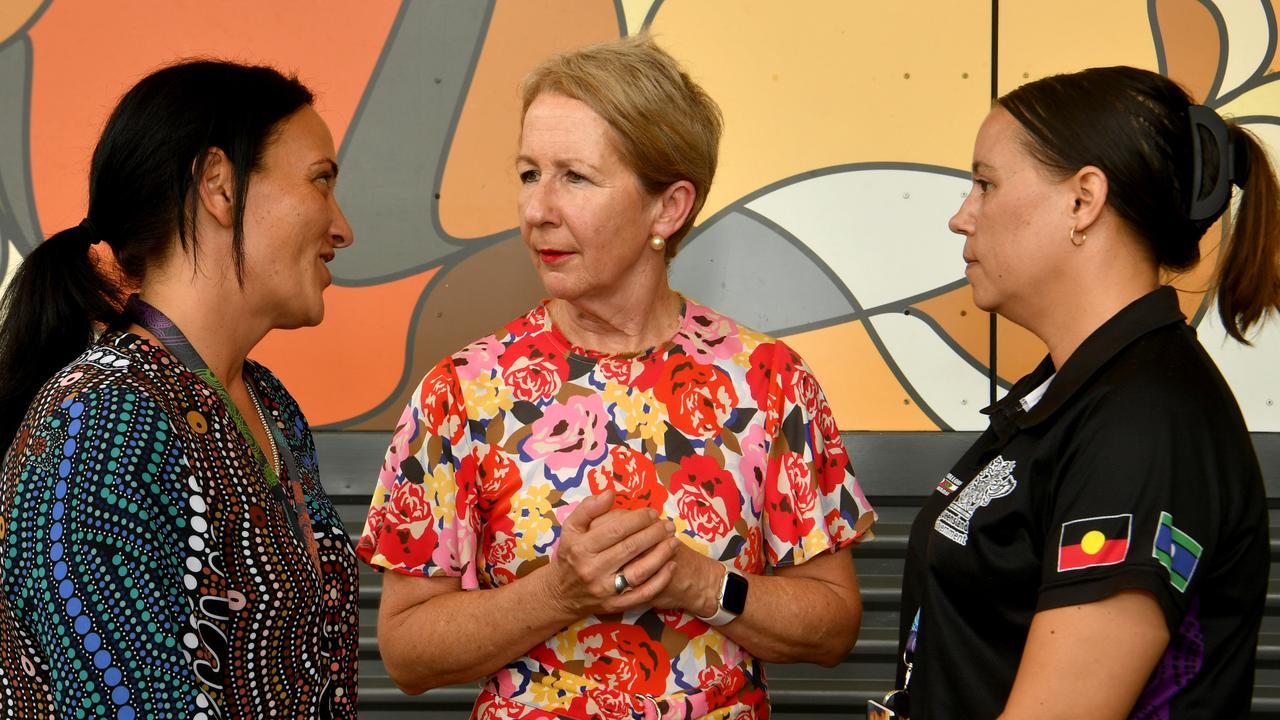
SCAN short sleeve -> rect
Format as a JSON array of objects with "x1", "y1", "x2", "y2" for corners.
[
  {"x1": 759, "y1": 343, "x2": 876, "y2": 567},
  {"x1": 1035, "y1": 386, "x2": 1240, "y2": 628},
  {"x1": 356, "y1": 358, "x2": 479, "y2": 587},
  {"x1": 2, "y1": 385, "x2": 206, "y2": 716}
]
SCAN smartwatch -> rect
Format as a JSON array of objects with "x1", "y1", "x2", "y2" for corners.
[{"x1": 696, "y1": 567, "x2": 749, "y2": 626}]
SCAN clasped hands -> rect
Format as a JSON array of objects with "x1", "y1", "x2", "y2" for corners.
[{"x1": 545, "y1": 490, "x2": 722, "y2": 619}]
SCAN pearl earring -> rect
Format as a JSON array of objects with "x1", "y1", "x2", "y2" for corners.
[{"x1": 649, "y1": 235, "x2": 666, "y2": 252}]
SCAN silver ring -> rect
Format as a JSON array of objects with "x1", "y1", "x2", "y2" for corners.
[{"x1": 613, "y1": 572, "x2": 630, "y2": 594}]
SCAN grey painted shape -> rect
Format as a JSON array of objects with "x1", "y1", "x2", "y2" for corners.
[
  {"x1": 0, "y1": 37, "x2": 40, "y2": 256},
  {"x1": 669, "y1": 210, "x2": 857, "y2": 335},
  {"x1": 330, "y1": 0, "x2": 490, "y2": 285}
]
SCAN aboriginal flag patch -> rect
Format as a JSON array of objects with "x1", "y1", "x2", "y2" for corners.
[
  {"x1": 1152, "y1": 511, "x2": 1202, "y2": 593},
  {"x1": 1057, "y1": 514, "x2": 1131, "y2": 572}
]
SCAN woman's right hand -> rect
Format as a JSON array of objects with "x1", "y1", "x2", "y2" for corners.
[{"x1": 543, "y1": 490, "x2": 681, "y2": 618}]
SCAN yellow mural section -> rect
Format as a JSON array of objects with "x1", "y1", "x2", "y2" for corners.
[
  {"x1": 0, "y1": 0, "x2": 42, "y2": 43},
  {"x1": 997, "y1": 1, "x2": 1158, "y2": 94},
  {"x1": 651, "y1": 0, "x2": 992, "y2": 221}
]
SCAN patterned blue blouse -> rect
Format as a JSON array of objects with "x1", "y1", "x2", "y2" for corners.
[{"x1": 0, "y1": 330, "x2": 359, "y2": 719}]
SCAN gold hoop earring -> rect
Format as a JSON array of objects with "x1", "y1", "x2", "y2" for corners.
[
  {"x1": 649, "y1": 235, "x2": 666, "y2": 252},
  {"x1": 1070, "y1": 226, "x2": 1086, "y2": 247}
]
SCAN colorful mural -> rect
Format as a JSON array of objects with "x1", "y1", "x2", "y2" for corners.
[{"x1": 1, "y1": 0, "x2": 1278, "y2": 432}]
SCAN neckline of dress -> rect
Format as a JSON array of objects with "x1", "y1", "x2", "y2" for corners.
[{"x1": 541, "y1": 295, "x2": 692, "y2": 363}]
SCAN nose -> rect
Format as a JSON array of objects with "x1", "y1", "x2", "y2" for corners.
[
  {"x1": 519, "y1": 178, "x2": 556, "y2": 228},
  {"x1": 330, "y1": 195, "x2": 354, "y2": 248},
  {"x1": 948, "y1": 191, "x2": 975, "y2": 237}
]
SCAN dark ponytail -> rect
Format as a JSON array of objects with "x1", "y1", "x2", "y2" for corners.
[
  {"x1": 0, "y1": 59, "x2": 313, "y2": 456},
  {"x1": 998, "y1": 66, "x2": 1280, "y2": 343},
  {"x1": 0, "y1": 224, "x2": 119, "y2": 452},
  {"x1": 1217, "y1": 126, "x2": 1280, "y2": 343}
]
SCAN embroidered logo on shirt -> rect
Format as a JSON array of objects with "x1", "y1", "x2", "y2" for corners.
[
  {"x1": 934, "y1": 456, "x2": 1017, "y2": 546},
  {"x1": 1057, "y1": 514, "x2": 1132, "y2": 571},
  {"x1": 1152, "y1": 511, "x2": 1202, "y2": 592},
  {"x1": 936, "y1": 473, "x2": 961, "y2": 496}
]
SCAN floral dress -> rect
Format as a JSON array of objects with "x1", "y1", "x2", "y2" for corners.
[
  {"x1": 358, "y1": 298, "x2": 875, "y2": 719},
  {"x1": 0, "y1": 331, "x2": 360, "y2": 719}
]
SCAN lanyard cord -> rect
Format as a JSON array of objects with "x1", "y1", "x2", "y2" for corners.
[{"x1": 124, "y1": 295, "x2": 322, "y2": 575}]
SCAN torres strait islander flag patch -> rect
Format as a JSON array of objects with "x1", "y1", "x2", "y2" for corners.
[
  {"x1": 1152, "y1": 511, "x2": 1203, "y2": 592},
  {"x1": 1057, "y1": 514, "x2": 1132, "y2": 572}
]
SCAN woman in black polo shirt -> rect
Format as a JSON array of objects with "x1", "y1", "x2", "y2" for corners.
[{"x1": 888, "y1": 66, "x2": 1280, "y2": 719}]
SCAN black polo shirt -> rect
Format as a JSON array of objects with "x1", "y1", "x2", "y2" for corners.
[{"x1": 899, "y1": 287, "x2": 1268, "y2": 718}]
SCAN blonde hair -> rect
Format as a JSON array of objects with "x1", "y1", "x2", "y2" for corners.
[{"x1": 521, "y1": 35, "x2": 723, "y2": 258}]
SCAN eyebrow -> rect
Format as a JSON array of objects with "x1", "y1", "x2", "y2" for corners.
[
  {"x1": 311, "y1": 158, "x2": 339, "y2": 177},
  {"x1": 971, "y1": 161, "x2": 992, "y2": 175},
  {"x1": 514, "y1": 155, "x2": 603, "y2": 174}
]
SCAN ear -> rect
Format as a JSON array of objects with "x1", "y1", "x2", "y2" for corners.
[
  {"x1": 1069, "y1": 165, "x2": 1108, "y2": 232},
  {"x1": 195, "y1": 148, "x2": 236, "y2": 229},
  {"x1": 649, "y1": 180, "x2": 697, "y2": 240}
]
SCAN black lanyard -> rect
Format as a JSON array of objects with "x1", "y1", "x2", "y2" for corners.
[{"x1": 124, "y1": 295, "x2": 321, "y2": 574}]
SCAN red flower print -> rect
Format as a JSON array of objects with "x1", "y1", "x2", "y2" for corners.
[
  {"x1": 812, "y1": 398, "x2": 850, "y2": 494},
  {"x1": 654, "y1": 356, "x2": 738, "y2": 438},
  {"x1": 745, "y1": 343, "x2": 780, "y2": 410},
  {"x1": 418, "y1": 359, "x2": 466, "y2": 444},
  {"x1": 503, "y1": 307, "x2": 544, "y2": 339},
  {"x1": 580, "y1": 623, "x2": 672, "y2": 697},
  {"x1": 676, "y1": 483, "x2": 732, "y2": 540},
  {"x1": 584, "y1": 686, "x2": 631, "y2": 720},
  {"x1": 764, "y1": 452, "x2": 817, "y2": 545},
  {"x1": 375, "y1": 481, "x2": 439, "y2": 567},
  {"x1": 671, "y1": 455, "x2": 741, "y2": 543},
  {"x1": 499, "y1": 333, "x2": 569, "y2": 402},
  {"x1": 477, "y1": 693, "x2": 541, "y2": 720},
  {"x1": 785, "y1": 366, "x2": 821, "y2": 415},
  {"x1": 474, "y1": 446, "x2": 523, "y2": 514},
  {"x1": 587, "y1": 445, "x2": 667, "y2": 511},
  {"x1": 733, "y1": 526, "x2": 764, "y2": 574},
  {"x1": 388, "y1": 477, "x2": 431, "y2": 521},
  {"x1": 486, "y1": 531, "x2": 517, "y2": 567},
  {"x1": 697, "y1": 665, "x2": 747, "y2": 711},
  {"x1": 671, "y1": 454, "x2": 742, "y2": 525}
]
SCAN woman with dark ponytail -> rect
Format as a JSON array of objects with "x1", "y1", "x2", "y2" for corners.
[
  {"x1": 882, "y1": 66, "x2": 1279, "y2": 719},
  {"x1": 0, "y1": 60, "x2": 359, "y2": 718}
]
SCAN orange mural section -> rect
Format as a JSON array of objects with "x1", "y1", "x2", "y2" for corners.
[
  {"x1": 437, "y1": 0, "x2": 620, "y2": 240},
  {"x1": 27, "y1": 0, "x2": 400, "y2": 236},
  {"x1": 1155, "y1": 0, "x2": 1221, "y2": 102},
  {"x1": 783, "y1": 321, "x2": 937, "y2": 431},
  {"x1": 914, "y1": 285, "x2": 991, "y2": 371},
  {"x1": 250, "y1": 267, "x2": 438, "y2": 426},
  {"x1": 994, "y1": 316, "x2": 1046, "y2": 386}
]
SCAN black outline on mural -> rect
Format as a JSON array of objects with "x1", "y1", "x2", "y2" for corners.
[
  {"x1": 0, "y1": 0, "x2": 51, "y2": 53},
  {"x1": 0, "y1": 35, "x2": 42, "y2": 271},
  {"x1": 642, "y1": 0, "x2": 666, "y2": 31},
  {"x1": 689, "y1": 161, "x2": 985, "y2": 431},
  {"x1": 321, "y1": 229, "x2": 521, "y2": 430},
  {"x1": 336, "y1": 0, "x2": 410, "y2": 172},
  {"x1": 1199, "y1": 0, "x2": 1231, "y2": 103},
  {"x1": 334, "y1": 0, "x2": 503, "y2": 288},
  {"x1": 1202, "y1": 0, "x2": 1278, "y2": 107},
  {"x1": 609, "y1": 0, "x2": 628, "y2": 36}
]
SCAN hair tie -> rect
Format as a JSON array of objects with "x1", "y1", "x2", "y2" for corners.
[
  {"x1": 77, "y1": 217, "x2": 102, "y2": 247},
  {"x1": 1187, "y1": 105, "x2": 1248, "y2": 225}
]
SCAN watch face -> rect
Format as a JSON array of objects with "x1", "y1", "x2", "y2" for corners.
[{"x1": 722, "y1": 571, "x2": 748, "y2": 614}]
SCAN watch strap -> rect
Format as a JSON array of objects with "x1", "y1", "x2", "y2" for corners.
[{"x1": 696, "y1": 567, "x2": 742, "y2": 627}]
